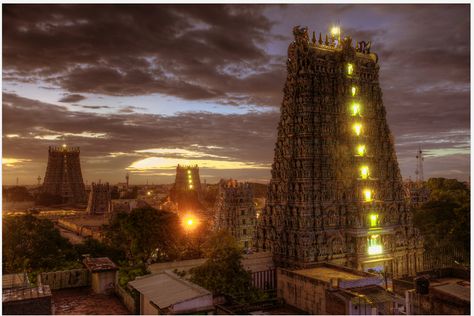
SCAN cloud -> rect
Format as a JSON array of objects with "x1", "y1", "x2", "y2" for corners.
[
  {"x1": 58, "y1": 94, "x2": 86, "y2": 103},
  {"x1": 4, "y1": 4, "x2": 280, "y2": 106}
]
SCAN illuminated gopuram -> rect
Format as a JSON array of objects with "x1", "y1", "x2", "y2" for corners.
[
  {"x1": 86, "y1": 182, "x2": 112, "y2": 215},
  {"x1": 255, "y1": 26, "x2": 423, "y2": 277},
  {"x1": 42, "y1": 145, "x2": 86, "y2": 204},
  {"x1": 214, "y1": 179, "x2": 256, "y2": 249},
  {"x1": 170, "y1": 164, "x2": 203, "y2": 211}
]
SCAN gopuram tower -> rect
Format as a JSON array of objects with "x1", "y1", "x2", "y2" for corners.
[
  {"x1": 170, "y1": 164, "x2": 203, "y2": 212},
  {"x1": 42, "y1": 145, "x2": 86, "y2": 204},
  {"x1": 255, "y1": 26, "x2": 423, "y2": 277}
]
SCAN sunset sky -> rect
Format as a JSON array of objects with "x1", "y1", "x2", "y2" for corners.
[{"x1": 3, "y1": 4, "x2": 470, "y2": 185}]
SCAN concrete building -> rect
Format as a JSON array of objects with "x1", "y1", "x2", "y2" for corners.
[
  {"x1": 83, "y1": 257, "x2": 118, "y2": 294},
  {"x1": 129, "y1": 271, "x2": 214, "y2": 315},
  {"x1": 393, "y1": 267, "x2": 470, "y2": 315},
  {"x1": 3, "y1": 274, "x2": 51, "y2": 315},
  {"x1": 277, "y1": 263, "x2": 400, "y2": 314}
]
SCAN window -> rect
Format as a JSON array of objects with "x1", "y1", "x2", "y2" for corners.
[
  {"x1": 363, "y1": 189, "x2": 373, "y2": 202},
  {"x1": 351, "y1": 102, "x2": 361, "y2": 116},
  {"x1": 243, "y1": 229, "x2": 247, "y2": 235},
  {"x1": 369, "y1": 214, "x2": 378, "y2": 227},
  {"x1": 368, "y1": 235, "x2": 382, "y2": 255},
  {"x1": 351, "y1": 86, "x2": 357, "y2": 97},
  {"x1": 356, "y1": 145, "x2": 366, "y2": 156},
  {"x1": 347, "y1": 63, "x2": 354, "y2": 75},
  {"x1": 360, "y1": 166, "x2": 369, "y2": 179},
  {"x1": 352, "y1": 123, "x2": 362, "y2": 136}
]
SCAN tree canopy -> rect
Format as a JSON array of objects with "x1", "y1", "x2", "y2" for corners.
[
  {"x1": 103, "y1": 207, "x2": 182, "y2": 265},
  {"x1": 413, "y1": 178, "x2": 470, "y2": 252},
  {"x1": 189, "y1": 231, "x2": 261, "y2": 302},
  {"x1": 3, "y1": 215, "x2": 80, "y2": 273}
]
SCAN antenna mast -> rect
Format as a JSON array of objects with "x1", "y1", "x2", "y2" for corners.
[{"x1": 415, "y1": 146, "x2": 424, "y2": 183}]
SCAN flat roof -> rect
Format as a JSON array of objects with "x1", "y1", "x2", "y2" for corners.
[
  {"x1": 294, "y1": 266, "x2": 366, "y2": 283},
  {"x1": 83, "y1": 257, "x2": 118, "y2": 272},
  {"x1": 432, "y1": 282, "x2": 470, "y2": 302},
  {"x1": 129, "y1": 271, "x2": 211, "y2": 309}
]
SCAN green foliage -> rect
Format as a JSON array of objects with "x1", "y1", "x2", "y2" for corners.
[
  {"x1": 74, "y1": 237, "x2": 125, "y2": 264},
  {"x1": 103, "y1": 208, "x2": 181, "y2": 265},
  {"x1": 3, "y1": 215, "x2": 81, "y2": 273},
  {"x1": 118, "y1": 264, "x2": 149, "y2": 288},
  {"x1": 413, "y1": 178, "x2": 470, "y2": 252},
  {"x1": 3, "y1": 186, "x2": 33, "y2": 202},
  {"x1": 189, "y1": 231, "x2": 262, "y2": 303}
]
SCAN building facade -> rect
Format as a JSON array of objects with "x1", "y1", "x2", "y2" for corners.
[
  {"x1": 255, "y1": 26, "x2": 423, "y2": 277},
  {"x1": 42, "y1": 145, "x2": 86, "y2": 204},
  {"x1": 214, "y1": 179, "x2": 257, "y2": 249},
  {"x1": 86, "y1": 182, "x2": 112, "y2": 215}
]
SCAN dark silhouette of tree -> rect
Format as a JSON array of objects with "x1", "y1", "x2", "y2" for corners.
[
  {"x1": 3, "y1": 186, "x2": 33, "y2": 202},
  {"x1": 103, "y1": 208, "x2": 181, "y2": 265},
  {"x1": 413, "y1": 178, "x2": 470, "y2": 252},
  {"x1": 3, "y1": 215, "x2": 80, "y2": 273},
  {"x1": 189, "y1": 231, "x2": 263, "y2": 303}
]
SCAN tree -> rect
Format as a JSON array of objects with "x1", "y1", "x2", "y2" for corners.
[
  {"x1": 413, "y1": 178, "x2": 470, "y2": 252},
  {"x1": 189, "y1": 231, "x2": 261, "y2": 302},
  {"x1": 103, "y1": 208, "x2": 181, "y2": 265},
  {"x1": 3, "y1": 186, "x2": 33, "y2": 202},
  {"x1": 3, "y1": 215, "x2": 81, "y2": 273}
]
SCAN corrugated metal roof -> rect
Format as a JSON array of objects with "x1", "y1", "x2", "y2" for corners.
[
  {"x1": 2, "y1": 273, "x2": 29, "y2": 289},
  {"x1": 129, "y1": 271, "x2": 211, "y2": 309}
]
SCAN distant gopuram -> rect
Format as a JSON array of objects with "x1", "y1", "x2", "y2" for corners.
[
  {"x1": 255, "y1": 26, "x2": 424, "y2": 277},
  {"x1": 214, "y1": 179, "x2": 256, "y2": 249},
  {"x1": 170, "y1": 164, "x2": 203, "y2": 211},
  {"x1": 42, "y1": 145, "x2": 86, "y2": 204},
  {"x1": 86, "y1": 182, "x2": 112, "y2": 215}
]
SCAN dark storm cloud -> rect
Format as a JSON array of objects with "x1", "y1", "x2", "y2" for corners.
[
  {"x1": 58, "y1": 94, "x2": 86, "y2": 103},
  {"x1": 2, "y1": 93, "x2": 278, "y2": 180},
  {"x1": 4, "y1": 4, "x2": 282, "y2": 106}
]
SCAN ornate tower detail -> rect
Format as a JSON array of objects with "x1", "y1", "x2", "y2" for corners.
[
  {"x1": 214, "y1": 179, "x2": 257, "y2": 249},
  {"x1": 42, "y1": 145, "x2": 86, "y2": 204},
  {"x1": 86, "y1": 182, "x2": 112, "y2": 215},
  {"x1": 256, "y1": 26, "x2": 423, "y2": 277},
  {"x1": 170, "y1": 164, "x2": 203, "y2": 212}
]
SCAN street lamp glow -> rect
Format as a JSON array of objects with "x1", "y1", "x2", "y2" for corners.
[{"x1": 182, "y1": 214, "x2": 199, "y2": 231}]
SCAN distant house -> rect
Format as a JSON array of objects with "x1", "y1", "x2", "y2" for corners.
[{"x1": 129, "y1": 271, "x2": 214, "y2": 315}]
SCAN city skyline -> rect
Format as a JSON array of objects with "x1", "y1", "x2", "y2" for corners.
[{"x1": 3, "y1": 4, "x2": 470, "y2": 185}]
